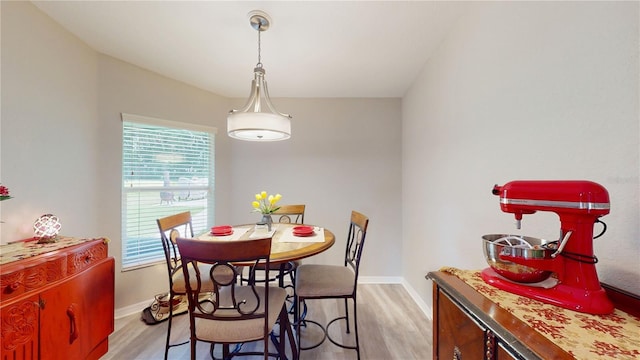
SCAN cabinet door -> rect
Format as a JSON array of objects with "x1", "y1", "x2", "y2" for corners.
[
  {"x1": 437, "y1": 291, "x2": 485, "y2": 359},
  {"x1": 0, "y1": 294, "x2": 40, "y2": 360},
  {"x1": 39, "y1": 258, "x2": 114, "y2": 360}
]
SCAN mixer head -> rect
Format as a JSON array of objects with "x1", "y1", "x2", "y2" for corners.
[{"x1": 492, "y1": 180, "x2": 610, "y2": 229}]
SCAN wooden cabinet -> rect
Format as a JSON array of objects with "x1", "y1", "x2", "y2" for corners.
[
  {"x1": 428, "y1": 271, "x2": 640, "y2": 360},
  {"x1": 1, "y1": 238, "x2": 114, "y2": 360},
  {"x1": 429, "y1": 271, "x2": 573, "y2": 360}
]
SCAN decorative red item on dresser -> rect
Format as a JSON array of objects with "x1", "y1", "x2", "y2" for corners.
[{"x1": 1, "y1": 237, "x2": 115, "y2": 360}]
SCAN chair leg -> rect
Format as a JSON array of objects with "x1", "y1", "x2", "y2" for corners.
[
  {"x1": 280, "y1": 305, "x2": 299, "y2": 360},
  {"x1": 353, "y1": 297, "x2": 360, "y2": 360},
  {"x1": 343, "y1": 298, "x2": 351, "y2": 334},
  {"x1": 164, "y1": 293, "x2": 188, "y2": 359},
  {"x1": 265, "y1": 331, "x2": 271, "y2": 360},
  {"x1": 164, "y1": 294, "x2": 174, "y2": 360},
  {"x1": 296, "y1": 296, "x2": 302, "y2": 359},
  {"x1": 278, "y1": 263, "x2": 286, "y2": 288},
  {"x1": 277, "y1": 307, "x2": 284, "y2": 358}
]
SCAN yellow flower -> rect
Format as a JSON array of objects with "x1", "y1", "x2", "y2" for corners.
[{"x1": 251, "y1": 190, "x2": 282, "y2": 214}]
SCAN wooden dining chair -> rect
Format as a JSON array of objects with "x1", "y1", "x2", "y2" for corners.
[
  {"x1": 176, "y1": 237, "x2": 298, "y2": 360},
  {"x1": 273, "y1": 204, "x2": 305, "y2": 224},
  {"x1": 156, "y1": 211, "x2": 214, "y2": 360},
  {"x1": 295, "y1": 210, "x2": 369, "y2": 360}
]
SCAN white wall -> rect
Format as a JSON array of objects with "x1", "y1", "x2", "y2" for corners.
[
  {"x1": 227, "y1": 98, "x2": 403, "y2": 275},
  {"x1": 1, "y1": 1, "x2": 99, "y2": 239},
  {"x1": 1, "y1": 2, "x2": 403, "y2": 311},
  {"x1": 403, "y1": 1, "x2": 640, "y2": 310}
]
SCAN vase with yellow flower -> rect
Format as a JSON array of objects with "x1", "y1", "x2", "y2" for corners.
[{"x1": 252, "y1": 191, "x2": 282, "y2": 231}]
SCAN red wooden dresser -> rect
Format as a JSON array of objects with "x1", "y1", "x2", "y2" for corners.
[{"x1": 1, "y1": 237, "x2": 114, "y2": 360}]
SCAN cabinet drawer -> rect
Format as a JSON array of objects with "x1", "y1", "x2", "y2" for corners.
[
  {"x1": 66, "y1": 240, "x2": 108, "y2": 275},
  {"x1": 1, "y1": 259, "x2": 61, "y2": 302},
  {"x1": 1, "y1": 266, "x2": 27, "y2": 301},
  {"x1": 1, "y1": 240, "x2": 107, "y2": 302},
  {"x1": 437, "y1": 291, "x2": 486, "y2": 359}
]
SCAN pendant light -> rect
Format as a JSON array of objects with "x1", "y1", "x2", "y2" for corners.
[{"x1": 228, "y1": 10, "x2": 292, "y2": 142}]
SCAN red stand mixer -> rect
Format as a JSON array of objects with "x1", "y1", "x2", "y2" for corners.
[{"x1": 481, "y1": 180, "x2": 614, "y2": 314}]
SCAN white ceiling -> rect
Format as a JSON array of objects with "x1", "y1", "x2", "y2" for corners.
[{"x1": 32, "y1": 1, "x2": 469, "y2": 98}]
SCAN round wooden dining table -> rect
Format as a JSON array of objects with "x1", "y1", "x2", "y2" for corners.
[{"x1": 196, "y1": 223, "x2": 335, "y2": 265}]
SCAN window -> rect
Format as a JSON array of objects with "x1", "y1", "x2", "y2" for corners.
[{"x1": 121, "y1": 113, "x2": 215, "y2": 269}]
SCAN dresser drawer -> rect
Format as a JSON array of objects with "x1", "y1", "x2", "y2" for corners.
[
  {"x1": 67, "y1": 240, "x2": 108, "y2": 275},
  {"x1": 1, "y1": 266, "x2": 27, "y2": 301},
  {"x1": 1, "y1": 239, "x2": 107, "y2": 302}
]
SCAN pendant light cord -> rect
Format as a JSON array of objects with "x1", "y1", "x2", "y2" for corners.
[{"x1": 256, "y1": 27, "x2": 263, "y2": 68}]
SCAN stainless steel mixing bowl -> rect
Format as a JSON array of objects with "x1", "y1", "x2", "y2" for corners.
[{"x1": 482, "y1": 234, "x2": 553, "y2": 283}]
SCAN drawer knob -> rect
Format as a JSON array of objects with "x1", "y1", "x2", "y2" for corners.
[
  {"x1": 453, "y1": 346, "x2": 461, "y2": 360},
  {"x1": 5, "y1": 282, "x2": 20, "y2": 293}
]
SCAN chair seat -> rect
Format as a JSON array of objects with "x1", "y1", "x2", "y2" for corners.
[
  {"x1": 296, "y1": 264, "x2": 355, "y2": 298},
  {"x1": 172, "y1": 263, "x2": 215, "y2": 293},
  {"x1": 194, "y1": 286, "x2": 287, "y2": 343}
]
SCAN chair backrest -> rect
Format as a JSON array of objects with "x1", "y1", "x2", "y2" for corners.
[
  {"x1": 344, "y1": 211, "x2": 369, "y2": 279},
  {"x1": 157, "y1": 212, "x2": 194, "y2": 282},
  {"x1": 273, "y1": 204, "x2": 305, "y2": 224},
  {"x1": 176, "y1": 237, "x2": 272, "y2": 328}
]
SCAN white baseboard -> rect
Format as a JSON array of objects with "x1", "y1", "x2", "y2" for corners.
[
  {"x1": 357, "y1": 275, "x2": 402, "y2": 284},
  {"x1": 400, "y1": 278, "x2": 433, "y2": 321},
  {"x1": 115, "y1": 276, "x2": 433, "y2": 321},
  {"x1": 116, "y1": 299, "x2": 152, "y2": 319}
]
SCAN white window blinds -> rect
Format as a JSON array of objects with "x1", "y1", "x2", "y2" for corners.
[{"x1": 121, "y1": 114, "x2": 215, "y2": 269}]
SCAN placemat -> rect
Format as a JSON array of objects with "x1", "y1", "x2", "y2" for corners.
[
  {"x1": 277, "y1": 226, "x2": 325, "y2": 243},
  {"x1": 440, "y1": 267, "x2": 640, "y2": 359},
  {"x1": 197, "y1": 226, "x2": 250, "y2": 241}
]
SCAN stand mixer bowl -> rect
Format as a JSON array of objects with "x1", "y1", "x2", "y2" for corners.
[{"x1": 482, "y1": 234, "x2": 553, "y2": 283}]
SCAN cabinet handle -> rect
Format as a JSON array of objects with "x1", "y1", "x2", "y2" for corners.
[
  {"x1": 453, "y1": 346, "x2": 461, "y2": 360},
  {"x1": 485, "y1": 329, "x2": 496, "y2": 360},
  {"x1": 67, "y1": 304, "x2": 79, "y2": 343}
]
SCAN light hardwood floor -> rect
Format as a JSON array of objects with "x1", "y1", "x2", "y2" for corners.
[{"x1": 103, "y1": 284, "x2": 432, "y2": 360}]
